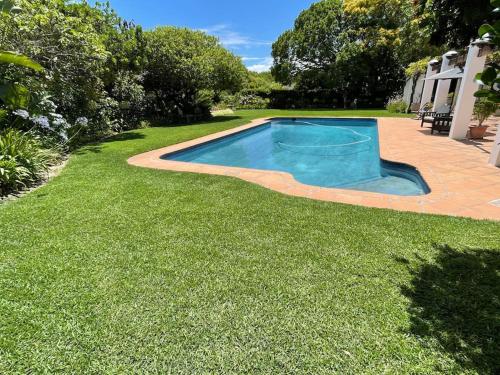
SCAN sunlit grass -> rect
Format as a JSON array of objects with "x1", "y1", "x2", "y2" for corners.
[{"x1": 0, "y1": 109, "x2": 498, "y2": 374}]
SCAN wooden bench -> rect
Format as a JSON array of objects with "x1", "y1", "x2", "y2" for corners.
[
  {"x1": 431, "y1": 116, "x2": 453, "y2": 134},
  {"x1": 421, "y1": 111, "x2": 452, "y2": 127}
]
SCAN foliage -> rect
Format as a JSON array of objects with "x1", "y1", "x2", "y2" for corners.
[
  {"x1": 235, "y1": 92, "x2": 270, "y2": 109},
  {"x1": 109, "y1": 71, "x2": 146, "y2": 130},
  {"x1": 243, "y1": 71, "x2": 283, "y2": 94},
  {"x1": 386, "y1": 96, "x2": 408, "y2": 113},
  {"x1": 143, "y1": 27, "x2": 246, "y2": 119},
  {"x1": 0, "y1": 51, "x2": 43, "y2": 72},
  {"x1": 216, "y1": 87, "x2": 392, "y2": 110},
  {"x1": 215, "y1": 91, "x2": 269, "y2": 110},
  {"x1": 473, "y1": 98, "x2": 498, "y2": 126},
  {"x1": 0, "y1": 128, "x2": 55, "y2": 195},
  {"x1": 474, "y1": 0, "x2": 500, "y2": 104},
  {"x1": 416, "y1": 0, "x2": 494, "y2": 48},
  {"x1": 0, "y1": 0, "x2": 247, "y2": 142},
  {"x1": 267, "y1": 89, "x2": 387, "y2": 109},
  {"x1": 0, "y1": 50, "x2": 42, "y2": 111},
  {"x1": 271, "y1": 0, "x2": 406, "y2": 107},
  {"x1": 1, "y1": 0, "x2": 109, "y2": 118},
  {"x1": 404, "y1": 57, "x2": 432, "y2": 112},
  {"x1": 405, "y1": 57, "x2": 431, "y2": 78}
]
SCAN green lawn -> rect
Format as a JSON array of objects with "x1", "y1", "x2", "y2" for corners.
[{"x1": 1, "y1": 109, "x2": 499, "y2": 374}]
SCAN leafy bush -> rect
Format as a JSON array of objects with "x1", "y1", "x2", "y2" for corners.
[
  {"x1": 143, "y1": 27, "x2": 245, "y2": 118},
  {"x1": 0, "y1": 2, "x2": 247, "y2": 142},
  {"x1": 215, "y1": 91, "x2": 270, "y2": 110},
  {"x1": 236, "y1": 93, "x2": 270, "y2": 109},
  {"x1": 110, "y1": 71, "x2": 146, "y2": 130},
  {"x1": 386, "y1": 96, "x2": 408, "y2": 113},
  {"x1": 267, "y1": 89, "x2": 385, "y2": 109},
  {"x1": 0, "y1": 129, "x2": 56, "y2": 196},
  {"x1": 244, "y1": 72, "x2": 283, "y2": 93},
  {"x1": 473, "y1": 98, "x2": 498, "y2": 126},
  {"x1": 10, "y1": 106, "x2": 87, "y2": 150}
]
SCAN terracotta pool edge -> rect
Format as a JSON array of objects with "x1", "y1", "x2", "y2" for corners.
[{"x1": 127, "y1": 117, "x2": 500, "y2": 221}]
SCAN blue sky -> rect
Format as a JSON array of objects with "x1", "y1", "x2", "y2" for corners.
[{"x1": 98, "y1": 0, "x2": 316, "y2": 72}]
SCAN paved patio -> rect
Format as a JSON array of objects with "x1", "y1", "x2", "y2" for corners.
[{"x1": 128, "y1": 117, "x2": 500, "y2": 221}]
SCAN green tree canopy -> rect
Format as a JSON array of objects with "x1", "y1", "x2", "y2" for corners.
[
  {"x1": 0, "y1": 0, "x2": 112, "y2": 118},
  {"x1": 416, "y1": 0, "x2": 494, "y2": 48},
  {"x1": 271, "y1": 0, "x2": 408, "y2": 106},
  {"x1": 243, "y1": 71, "x2": 283, "y2": 93},
  {"x1": 144, "y1": 26, "x2": 246, "y2": 116}
]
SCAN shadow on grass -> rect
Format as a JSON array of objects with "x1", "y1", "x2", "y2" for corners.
[
  {"x1": 149, "y1": 115, "x2": 242, "y2": 128},
  {"x1": 400, "y1": 244, "x2": 500, "y2": 374},
  {"x1": 73, "y1": 131, "x2": 146, "y2": 154},
  {"x1": 72, "y1": 115, "x2": 243, "y2": 155}
]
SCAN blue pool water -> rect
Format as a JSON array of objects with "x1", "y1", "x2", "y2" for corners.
[{"x1": 164, "y1": 118, "x2": 430, "y2": 196}]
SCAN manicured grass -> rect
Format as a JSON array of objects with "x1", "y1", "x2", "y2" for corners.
[{"x1": 1, "y1": 110, "x2": 499, "y2": 374}]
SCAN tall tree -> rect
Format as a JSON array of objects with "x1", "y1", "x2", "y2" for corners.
[
  {"x1": 144, "y1": 27, "x2": 246, "y2": 117},
  {"x1": 271, "y1": 0, "x2": 407, "y2": 106},
  {"x1": 417, "y1": 0, "x2": 493, "y2": 48}
]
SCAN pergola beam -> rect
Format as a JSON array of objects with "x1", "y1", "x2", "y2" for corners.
[
  {"x1": 420, "y1": 59, "x2": 440, "y2": 108},
  {"x1": 432, "y1": 51, "x2": 457, "y2": 111}
]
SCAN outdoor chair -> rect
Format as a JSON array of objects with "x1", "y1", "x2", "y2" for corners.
[
  {"x1": 410, "y1": 103, "x2": 421, "y2": 113},
  {"x1": 421, "y1": 104, "x2": 452, "y2": 127},
  {"x1": 431, "y1": 116, "x2": 453, "y2": 134},
  {"x1": 416, "y1": 102, "x2": 434, "y2": 119}
]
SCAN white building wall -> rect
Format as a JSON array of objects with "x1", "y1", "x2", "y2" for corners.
[
  {"x1": 450, "y1": 42, "x2": 488, "y2": 140},
  {"x1": 420, "y1": 60, "x2": 440, "y2": 107},
  {"x1": 402, "y1": 74, "x2": 425, "y2": 105},
  {"x1": 433, "y1": 51, "x2": 457, "y2": 111},
  {"x1": 490, "y1": 129, "x2": 500, "y2": 167}
]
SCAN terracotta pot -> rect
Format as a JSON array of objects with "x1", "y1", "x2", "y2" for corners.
[{"x1": 469, "y1": 125, "x2": 488, "y2": 139}]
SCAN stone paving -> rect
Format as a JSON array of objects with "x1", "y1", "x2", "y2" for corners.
[{"x1": 128, "y1": 117, "x2": 500, "y2": 221}]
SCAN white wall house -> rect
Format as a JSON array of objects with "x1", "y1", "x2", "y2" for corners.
[{"x1": 402, "y1": 74, "x2": 425, "y2": 105}]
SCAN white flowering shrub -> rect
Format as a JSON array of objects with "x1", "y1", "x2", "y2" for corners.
[
  {"x1": 386, "y1": 95, "x2": 408, "y2": 113},
  {"x1": 11, "y1": 107, "x2": 87, "y2": 147}
]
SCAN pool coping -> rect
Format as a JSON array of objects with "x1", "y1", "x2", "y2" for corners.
[{"x1": 128, "y1": 117, "x2": 500, "y2": 221}]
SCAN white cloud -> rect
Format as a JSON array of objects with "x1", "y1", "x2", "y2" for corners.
[
  {"x1": 241, "y1": 57, "x2": 265, "y2": 62},
  {"x1": 199, "y1": 24, "x2": 271, "y2": 49},
  {"x1": 246, "y1": 57, "x2": 273, "y2": 72}
]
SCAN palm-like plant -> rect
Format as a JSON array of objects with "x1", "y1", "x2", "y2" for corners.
[
  {"x1": 0, "y1": 128, "x2": 56, "y2": 195},
  {"x1": 475, "y1": 0, "x2": 500, "y2": 103},
  {"x1": 0, "y1": 0, "x2": 43, "y2": 112}
]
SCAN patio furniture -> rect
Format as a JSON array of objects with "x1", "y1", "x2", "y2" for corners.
[
  {"x1": 421, "y1": 104, "x2": 452, "y2": 127},
  {"x1": 431, "y1": 116, "x2": 453, "y2": 134},
  {"x1": 416, "y1": 102, "x2": 434, "y2": 119},
  {"x1": 410, "y1": 103, "x2": 421, "y2": 113}
]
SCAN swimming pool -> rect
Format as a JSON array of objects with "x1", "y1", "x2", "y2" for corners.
[{"x1": 164, "y1": 118, "x2": 430, "y2": 196}]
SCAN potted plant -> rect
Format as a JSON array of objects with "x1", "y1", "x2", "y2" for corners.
[{"x1": 470, "y1": 99, "x2": 498, "y2": 139}]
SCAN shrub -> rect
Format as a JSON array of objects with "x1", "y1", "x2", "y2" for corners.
[
  {"x1": 386, "y1": 96, "x2": 408, "y2": 113},
  {"x1": 111, "y1": 71, "x2": 146, "y2": 130},
  {"x1": 0, "y1": 129, "x2": 57, "y2": 196},
  {"x1": 214, "y1": 91, "x2": 270, "y2": 110},
  {"x1": 236, "y1": 93, "x2": 270, "y2": 109},
  {"x1": 473, "y1": 98, "x2": 497, "y2": 126},
  {"x1": 9, "y1": 106, "x2": 88, "y2": 151},
  {"x1": 266, "y1": 89, "x2": 386, "y2": 109},
  {"x1": 143, "y1": 27, "x2": 246, "y2": 118}
]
